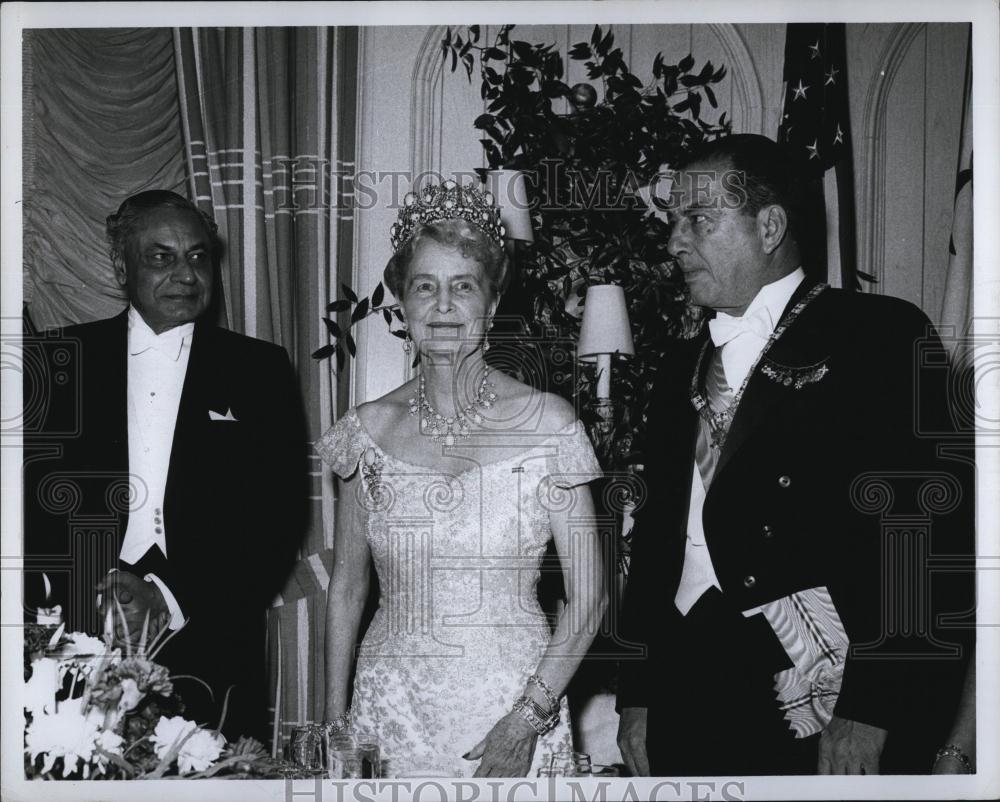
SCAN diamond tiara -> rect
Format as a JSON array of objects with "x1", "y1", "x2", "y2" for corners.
[{"x1": 390, "y1": 179, "x2": 506, "y2": 253}]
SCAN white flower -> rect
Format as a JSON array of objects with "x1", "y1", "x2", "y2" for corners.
[
  {"x1": 151, "y1": 716, "x2": 225, "y2": 774},
  {"x1": 55, "y1": 632, "x2": 115, "y2": 682},
  {"x1": 177, "y1": 727, "x2": 226, "y2": 773},
  {"x1": 24, "y1": 657, "x2": 59, "y2": 719},
  {"x1": 64, "y1": 632, "x2": 107, "y2": 657},
  {"x1": 117, "y1": 678, "x2": 143, "y2": 716},
  {"x1": 93, "y1": 728, "x2": 124, "y2": 775},
  {"x1": 24, "y1": 698, "x2": 103, "y2": 778},
  {"x1": 151, "y1": 714, "x2": 196, "y2": 755},
  {"x1": 149, "y1": 716, "x2": 198, "y2": 760}
]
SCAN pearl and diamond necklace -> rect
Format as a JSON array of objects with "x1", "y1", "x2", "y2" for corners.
[{"x1": 408, "y1": 368, "x2": 497, "y2": 445}]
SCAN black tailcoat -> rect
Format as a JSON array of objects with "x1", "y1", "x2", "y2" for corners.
[
  {"x1": 23, "y1": 310, "x2": 309, "y2": 740},
  {"x1": 617, "y1": 281, "x2": 974, "y2": 773}
]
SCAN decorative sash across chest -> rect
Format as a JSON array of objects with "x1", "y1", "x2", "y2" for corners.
[{"x1": 690, "y1": 282, "x2": 827, "y2": 450}]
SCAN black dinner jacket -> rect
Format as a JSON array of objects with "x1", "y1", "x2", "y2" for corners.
[
  {"x1": 617, "y1": 280, "x2": 974, "y2": 765},
  {"x1": 23, "y1": 309, "x2": 309, "y2": 738}
]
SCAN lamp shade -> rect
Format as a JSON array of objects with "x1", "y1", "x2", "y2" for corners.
[
  {"x1": 485, "y1": 169, "x2": 534, "y2": 242},
  {"x1": 577, "y1": 284, "x2": 635, "y2": 361}
]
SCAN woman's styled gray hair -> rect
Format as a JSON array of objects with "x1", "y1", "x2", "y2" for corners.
[{"x1": 383, "y1": 218, "x2": 509, "y2": 300}]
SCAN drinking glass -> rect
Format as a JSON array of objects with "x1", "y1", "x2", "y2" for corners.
[
  {"x1": 550, "y1": 751, "x2": 592, "y2": 776},
  {"x1": 288, "y1": 725, "x2": 324, "y2": 770},
  {"x1": 354, "y1": 738, "x2": 382, "y2": 779},
  {"x1": 327, "y1": 746, "x2": 367, "y2": 779},
  {"x1": 320, "y1": 728, "x2": 381, "y2": 779}
]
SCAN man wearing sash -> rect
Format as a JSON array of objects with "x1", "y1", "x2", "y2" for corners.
[{"x1": 616, "y1": 135, "x2": 973, "y2": 775}]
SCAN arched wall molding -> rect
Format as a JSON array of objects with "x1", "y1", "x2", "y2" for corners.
[
  {"x1": 859, "y1": 22, "x2": 926, "y2": 291},
  {"x1": 708, "y1": 23, "x2": 765, "y2": 135},
  {"x1": 411, "y1": 25, "x2": 449, "y2": 181},
  {"x1": 411, "y1": 24, "x2": 767, "y2": 177}
]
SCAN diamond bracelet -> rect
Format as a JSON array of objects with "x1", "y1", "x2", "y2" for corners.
[{"x1": 512, "y1": 695, "x2": 559, "y2": 735}]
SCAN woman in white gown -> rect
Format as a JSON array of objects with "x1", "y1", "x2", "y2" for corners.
[{"x1": 316, "y1": 181, "x2": 607, "y2": 777}]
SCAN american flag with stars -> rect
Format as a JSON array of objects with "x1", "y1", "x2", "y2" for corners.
[{"x1": 778, "y1": 23, "x2": 860, "y2": 290}]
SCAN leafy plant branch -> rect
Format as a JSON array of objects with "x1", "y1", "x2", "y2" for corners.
[{"x1": 311, "y1": 281, "x2": 407, "y2": 374}]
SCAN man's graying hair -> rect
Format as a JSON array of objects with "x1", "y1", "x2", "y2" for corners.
[{"x1": 106, "y1": 190, "x2": 221, "y2": 269}]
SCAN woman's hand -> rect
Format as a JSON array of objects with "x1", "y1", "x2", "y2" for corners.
[{"x1": 464, "y1": 711, "x2": 539, "y2": 777}]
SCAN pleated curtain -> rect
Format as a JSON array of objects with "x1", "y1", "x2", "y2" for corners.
[
  {"x1": 22, "y1": 28, "x2": 187, "y2": 329},
  {"x1": 173, "y1": 26, "x2": 359, "y2": 754}
]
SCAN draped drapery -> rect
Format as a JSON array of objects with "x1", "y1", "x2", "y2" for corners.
[
  {"x1": 173, "y1": 26, "x2": 358, "y2": 753},
  {"x1": 22, "y1": 28, "x2": 187, "y2": 329},
  {"x1": 22, "y1": 25, "x2": 358, "y2": 754}
]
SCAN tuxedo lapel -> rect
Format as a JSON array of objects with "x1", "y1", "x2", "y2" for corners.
[
  {"x1": 648, "y1": 332, "x2": 706, "y2": 587},
  {"x1": 172, "y1": 319, "x2": 214, "y2": 441},
  {"x1": 714, "y1": 280, "x2": 827, "y2": 478},
  {"x1": 90, "y1": 311, "x2": 129, "y2": 476},
  {"x1": 163, "y1": 320, "x2": 216, "y2": 556},
  {"x1": 85, "y1": 312, "x2": 130, "y2": 554}
]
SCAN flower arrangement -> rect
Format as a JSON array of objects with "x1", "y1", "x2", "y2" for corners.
[{"x1": 23, "y1": 616, "x2": 275, "y2": 780}]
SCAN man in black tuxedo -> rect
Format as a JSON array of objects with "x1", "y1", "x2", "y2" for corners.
[
  {"x1": 616, "y1": 135, "x2": 974, "y2": 775},
  {"x1": 23, "y1": 190, "x2": 308, "y2": 741}
]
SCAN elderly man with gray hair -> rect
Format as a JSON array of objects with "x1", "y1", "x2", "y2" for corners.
[{"x1": 24, "y1": 190, "x2": 308, "y2": 740}]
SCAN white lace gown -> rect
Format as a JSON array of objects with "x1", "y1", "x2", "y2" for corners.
[{"x1": 315, "y1": 408, "x2": 602, "y2": 778}]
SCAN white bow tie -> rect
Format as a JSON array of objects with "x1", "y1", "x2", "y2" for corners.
[
  {"x1": 708, "y1": 307, "x2": 774, "y2": 347},
  {"x1": 129, "y1": 327, "x2": 189, "y2": 361}
]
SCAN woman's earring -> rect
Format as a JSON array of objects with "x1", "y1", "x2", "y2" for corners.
[{"x1": 402, "y1": 328, "x2": 412, "y2": 354}]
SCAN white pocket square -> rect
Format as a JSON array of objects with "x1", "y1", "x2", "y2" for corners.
[{"x1": 208, "y1": 408, "x2": 238, "y2": 421}]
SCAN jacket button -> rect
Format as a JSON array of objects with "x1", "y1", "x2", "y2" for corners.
[
  {"x1": 743, "y1": 575, "x2": 756, "y2": 588},
  {"x1": 778, "y1": 475, "x2": 792, "y2": 488},
  {"x1": 762, "y1": 525, "x2": 774, "y2": 538}
]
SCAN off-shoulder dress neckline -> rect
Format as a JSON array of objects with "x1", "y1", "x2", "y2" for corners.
[{"x1": 346, "y1": 406, "x2": 583, "y2": 478}]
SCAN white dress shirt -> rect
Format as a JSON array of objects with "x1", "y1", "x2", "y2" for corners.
[
  {"x1": 675, "y1": 454, "x2": 719, "y2": 615},
  {"x1": 674, "y1": 268, "x2": 806, "y2": 615},
  {"x1": 713, "y1": 268, "x2": 806, "y2": 390},
  {"x1": 118, "y1": 306, "x2": 193, "y2": 629}
]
